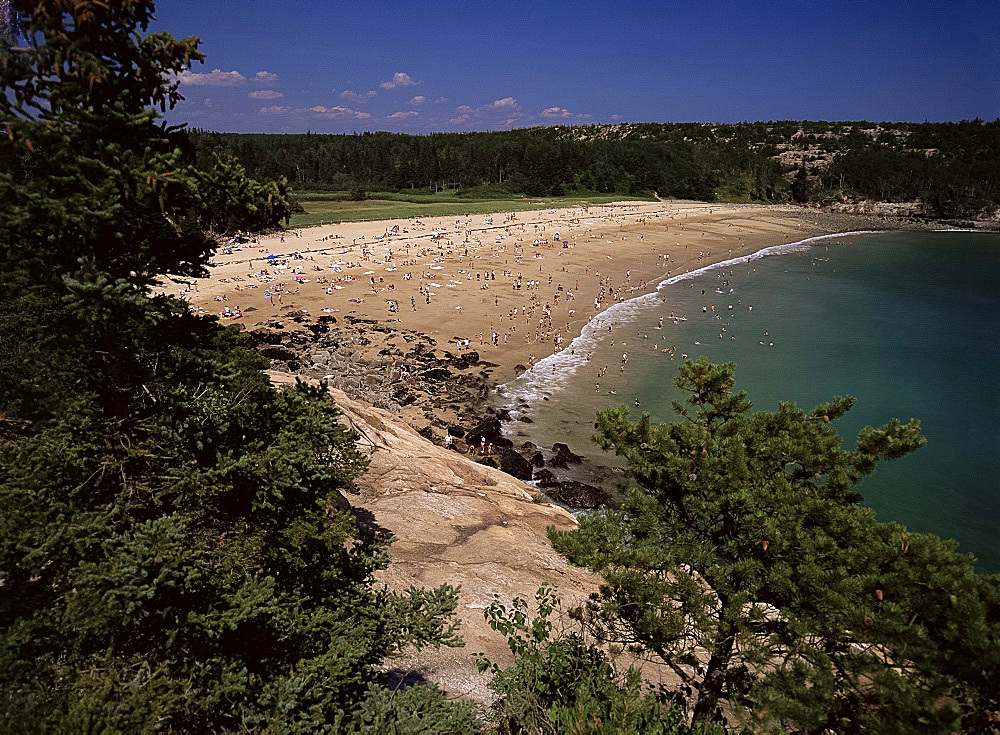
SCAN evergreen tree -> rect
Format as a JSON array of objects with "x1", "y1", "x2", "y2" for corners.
[
  {"x1": 0, "y1": 2, "x2": 475, "y2": 730},
  {"x1": 790, "y1": 163, "x2": 810, "y2": 203},
  {"x1": 477, "y1": 586, "x2": 710, "y2": 735},
  {"x1": 550, "y1": 359, "x2": 1000, "y2": 732}
]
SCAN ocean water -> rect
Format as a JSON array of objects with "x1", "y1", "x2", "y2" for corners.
[{"x1": 499, "y1": 231, "x2": 1000, "y2": 572}]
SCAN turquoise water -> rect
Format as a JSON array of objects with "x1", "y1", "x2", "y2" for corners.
[{"x1": 500, "y1": 231, "x2": 1000, "y2": 572}]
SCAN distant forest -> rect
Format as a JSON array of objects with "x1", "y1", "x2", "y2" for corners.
[{"x1": 188, "y1": 120, "x2": 1000, "y2": 218}]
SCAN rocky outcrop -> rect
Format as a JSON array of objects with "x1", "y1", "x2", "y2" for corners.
[{"x1": 265, "y1": 372, "x2": 599, "y2": 705}]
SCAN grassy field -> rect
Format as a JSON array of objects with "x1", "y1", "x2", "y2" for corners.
[{"x1": 285, "y1": 191, "x2": 653, "y2": 229}]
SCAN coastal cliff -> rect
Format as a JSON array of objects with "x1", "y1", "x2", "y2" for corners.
[{"x1": 266, "y1": 372, "x2": 599, "y2": 703}]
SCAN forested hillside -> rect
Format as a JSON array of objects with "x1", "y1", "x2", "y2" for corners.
[{"x1": 189, "y1": 120, "x2": 1000, "y2": 218}]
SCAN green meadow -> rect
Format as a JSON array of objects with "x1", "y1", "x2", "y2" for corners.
[{"x1": 286, "y1": 190, "x2": 652, "y2": 228}]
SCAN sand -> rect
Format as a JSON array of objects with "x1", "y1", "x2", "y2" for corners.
[{"x1": 177, "y1": 201, "x2": 889, "y2": 385}]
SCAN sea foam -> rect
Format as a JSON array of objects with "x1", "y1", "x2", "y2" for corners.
[{"x1": 497, "y1": 230, "x2": 885, "y2": 411}]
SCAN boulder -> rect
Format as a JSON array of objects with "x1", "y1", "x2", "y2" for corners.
[
  {"x1": 420, "y1": 367, "x2": 453, "y2": 382},
  {"x1": 529, "y1": 451, "x2": 545, "y2": 467},
  {"x1": 551, "y1": 442, "x2": 584, "y2": 467},
  {"x1": 468, "y1": 417, "x2": 502, "y2": 445},
  {"x1": 544, "y1": 481, "x2": 613, "y2": 510},
  {"x1": 533, "y1": 469, "x2": 559, "y2": 487},
  {"x1": 494, "y1": 449, "x2": 533, "y2": 481},
  {"x1": 447, "y1": 425, "x2": 466, "y2": 439}
]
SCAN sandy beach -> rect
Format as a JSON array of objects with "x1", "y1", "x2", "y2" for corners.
[
  {"x1": 178, "y1": 201, "x2": 898, "y2": 382},
  {"x1": 169, "y1": 201, "x2": 925, "y2": 448}
]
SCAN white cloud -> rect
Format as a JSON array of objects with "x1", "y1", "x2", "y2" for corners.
[
  {"x1": 491, "y1": 96, "x2": 517, "y2": 109},
  {"x1": 455, "y1": 105, "x2": 474, "y2": 114},
  {"x1": 409, "y1": 95, "x2": 426, "y2": 104},
  {"x1": 341, "y1": 89, "x2": 377, "y2": 102},
  {"x1": 177, "y1": 68, "x2": 246, "y2": 86},
  {"x1": 611, "y1": 113, "x2": 623, "y2": 121},
  {"x1": 540, "y1": 106, "x2": 573, "y2": 119},
  {"x1": 388, "y1": 110, "x2": 419, "y2": 120},
  {"x1": 310, "y1": 105, "x2": 371, "y2": 120},
  {"x1": 449, "y1": 113, "x2": 472, "y2": 125},
  {"x1": 249, "y1": 89, "x2": 284, "y2": 100},
  {"x1": 254, "y1": 70, "x2": 278, "y2": 83},
  {"x1": 259, "y1": 105, "x2": 291, "y2": 115},
  {"x1": 434, "y1": 96, "x2": 448, "y2": 104},
  {"x1": 203, "y1": 98, "x2": 213, "y2": 108},
  {"x1": 379, "y1": 72, "x2": 419, "y2": 90}
]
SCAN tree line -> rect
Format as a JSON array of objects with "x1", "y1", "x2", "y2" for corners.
[
  {"x1": 2, "y1": 3, "x2": 998, "y2": 732},
  {"x1": 186, "y1": 118, "x2": 1000, "y2": 217}
]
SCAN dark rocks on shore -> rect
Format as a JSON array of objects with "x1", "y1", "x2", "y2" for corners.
[
  {"x1": 532, "y1": 469, "x2": 558, "y2": 487},
  {"x1": 449, "y1": 350, "x2": 480, "y2": 368},
  {"x1": 420, "y1": 367, "x2": 453, "y2": 382},
  {"x1": 248, "y1": 322, "x2": 624, "y2": 508},
  {"x1": 518, "y1": 416, "x2": 533, "y2": 423},
  {"x1": 467, "y1": 417, "x2": 513, "y2": 449},
  {"x1": 259, "y1": 345, "x2": 299, "y2": 361},
  {"x1": 548, "y1": 442, "x2": 585, "y2": 469},
  {"x1": 497, "y1": 449, "x2": 533, "y2": 481},
  {"x1": 542, "y1": 481, "x2": 613, "y2": 510}
]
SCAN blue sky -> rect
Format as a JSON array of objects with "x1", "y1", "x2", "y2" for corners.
[{"x1": 153, "y1": 0, "x2": 1000, "y2": 133}]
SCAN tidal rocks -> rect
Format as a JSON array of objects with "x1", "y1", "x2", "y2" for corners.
[
  {"x1": 532, "y1": 469, "x2": 558, "y2": 487},
  {"x1": 420, "y1": 367, "x2": 453, "y2": 382},
  {"x1": 543, "y1": 481, "x2": 612, "y2": 510},
  {"x1": 548, "y1": 442, "x2": 584, "y2": 469},
  {"x1": 497, "y1": 449, "x2": 533, "y2": 481}
]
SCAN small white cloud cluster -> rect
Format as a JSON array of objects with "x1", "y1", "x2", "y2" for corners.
[
  {"x1": 379, "y1": 72, "x2": 419, "y2": 90},
  {"x1": 309, "y1": 105, "x2": 372, "y2": 120},
  {"x1": 341, "y1": 90, "x2": 377, "y2": 102},
  {"x1": 249, "y1": 90, "x2": 284, "y2": 100},
  {"x1": 177, "y1": 68, "x2": 246, "y2": 86},
  {"x1": 540, "y1": 106, "x2": 573, "y2": 118}
]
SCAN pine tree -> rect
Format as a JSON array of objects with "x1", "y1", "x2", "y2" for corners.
[
  {"x1": 551, "y1": 358, "x2": 1000, "y2": 731},
  {"x1": 0, "y1": 3, "x2": 475, "y2": 730}
]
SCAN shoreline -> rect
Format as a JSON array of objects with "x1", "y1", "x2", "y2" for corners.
[
  {"x1": 495, "y1": 228, "x2": 894, "y2": 409},
  {"x1": 179, "y1": 203, "x2": 938, "y2": 499}
]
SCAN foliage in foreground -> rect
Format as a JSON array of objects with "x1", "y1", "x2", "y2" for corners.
[
  {"x1": 476, "y1": 586, "x2": 710, "y2": 735},
  {"x1": 0, "y1": 1, "x2": 472, "y2": 731},
  {"x1": 551, "y1": 358, "x2": 1000, "y2": 732}
]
